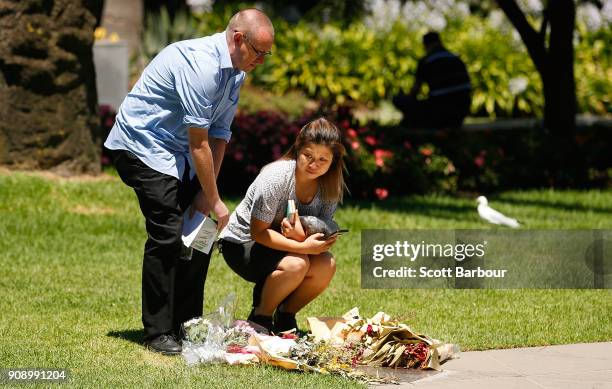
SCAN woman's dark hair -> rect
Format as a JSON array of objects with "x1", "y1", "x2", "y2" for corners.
[{"x1": 282, "y1": 117, "x2": 347, "y2": 203}]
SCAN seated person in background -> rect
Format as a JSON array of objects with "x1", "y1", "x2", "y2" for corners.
[
  {"x1": 393, "y1": 31, "x2": 471, "y2": 128},
  {"x1": 218, "y1": 117, "x2": 347, "y2": 333}
]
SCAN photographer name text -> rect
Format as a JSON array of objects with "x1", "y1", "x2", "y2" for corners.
[{"x1": 372, "y1": 266, "x2": 508, "y2": 278}]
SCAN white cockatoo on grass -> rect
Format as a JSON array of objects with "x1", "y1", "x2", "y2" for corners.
[{"x1": 477, "y1": 196, "x2": 520, "y2": 228}]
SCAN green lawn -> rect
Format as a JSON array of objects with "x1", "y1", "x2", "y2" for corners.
[{"x1": 1, "y1": 171, "x2": 611, "y2": 388}]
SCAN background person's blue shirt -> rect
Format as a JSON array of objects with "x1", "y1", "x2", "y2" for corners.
[{"x1": 104, "y1": 32, "x2": 245, "y2": 180}]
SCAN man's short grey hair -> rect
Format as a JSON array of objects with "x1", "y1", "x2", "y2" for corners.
[{"x1": 226, "y1": 8, "x2": 274, "y2": 38}]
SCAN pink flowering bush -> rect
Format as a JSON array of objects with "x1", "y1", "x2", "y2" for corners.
[
  {"x1": 334, "y1": 107, "x2": 458, "y2": 198},
  {"x1": 99, "y1": 104, "x2": 116, "y2": 167},
  {"x1": 219, "y1": 106, "x2": 459, "y2": 198},
  {"x1": 218, "y1": 109, "x2": 306, "y2": 194},
  {"x1": 100, "y1": 105, "x2": 611, "y2": 198}
]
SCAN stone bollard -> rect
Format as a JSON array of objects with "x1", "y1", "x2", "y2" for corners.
[{"x1": 93, "y1": 40, "x2": 129, "y2": 111}]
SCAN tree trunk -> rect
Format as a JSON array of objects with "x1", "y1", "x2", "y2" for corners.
[
  {"x1": 544, "y1": 0, "x2": 576, "y2": 136},
  {"x1": 0, "y1": 0, "x2": 104, "y2": 175},
  {"x1": 496, "y1": 0, "x2": 576, "y2": 136}
]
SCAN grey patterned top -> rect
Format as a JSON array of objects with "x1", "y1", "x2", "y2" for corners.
[{"x1": 219, "y1": 159, "x2": 337, "y2": 244}]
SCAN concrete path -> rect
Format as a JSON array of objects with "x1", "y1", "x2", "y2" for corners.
[{"x1": 369, "y1": 342, "x2": 612, "y2": 389}]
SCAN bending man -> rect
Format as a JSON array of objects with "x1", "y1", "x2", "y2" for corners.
[{"x1": 104, "y1": 9, "x2": 274, "y2": 354}]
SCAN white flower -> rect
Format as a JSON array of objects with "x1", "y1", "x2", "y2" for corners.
[
  {"x1": 527, "y1": 0, "x2": 543, "y2": 12},
  {"x1": 453, "y1": 2, "x2": 471, "y2": 18},
  {"x1": 401, "y1": 0, "x2": 429, "y2": 30},
  {"x1": 512, "y1": 29, "x2": 522, "y2": 44},
  {"x1": 577, "y1": 3, "x2": 603, "y2": 31},
  {"x1": 319, "y1": 25, "x2": 341, "y2": 42},
  {"x1": 488, "y1": 9, "x2": 506, "y2": 29},
  {"x1": 509, "y1": 76, "x2": 528, "y2": 95},
  {"x1": 603, "y1": 0, "x2": 612, "y2": 24},
  {"x1": 186, "y1": 0, "x2": 214, "y2": 14},
  {"x1": 425, "y1": 10, "x2": 447, "y2": 30},
  {"x1": 518, "y1": 0, "x2": 543, "y2": 14},
  {"x1": 365, "y1": 0, "x2": 401, "y2": 32},
  {"x1": 184, "y1": 317, "x2": 202, "y2": 327},
  {"x1": 413, "y1": 1, "x2": 429, "y2": 19},
  {"x1": 429, "y1": 0, "x2": 452, "y2": 15}
]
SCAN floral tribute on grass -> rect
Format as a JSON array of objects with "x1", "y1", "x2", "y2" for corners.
[{"x1": 181, "y1": 295, "x2": 458, "y2": 384}]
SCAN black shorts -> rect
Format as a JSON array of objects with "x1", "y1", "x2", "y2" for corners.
[{"x1": 219, "y1": 239, "x2": 287, "y2": 283}]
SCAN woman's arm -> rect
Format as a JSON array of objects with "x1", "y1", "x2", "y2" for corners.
[{"x1": 250, "y1": 218, "x2": 333, "y2": 255}]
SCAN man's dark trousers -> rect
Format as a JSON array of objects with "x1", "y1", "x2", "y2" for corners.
[{"x1": 111, "y1": 149, "x2": 211, "y2": 341}]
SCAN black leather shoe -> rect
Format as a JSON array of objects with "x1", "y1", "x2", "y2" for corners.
[{"x1": 145, "y1": 334, "x2": 182, "y2": 355}]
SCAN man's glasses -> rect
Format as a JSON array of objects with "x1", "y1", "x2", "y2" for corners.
[{"x1": 236, "y1": 30, "x2": 272, "y2": 58}]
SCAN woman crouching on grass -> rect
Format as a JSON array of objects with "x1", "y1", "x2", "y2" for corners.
[{"x1": 218, "y1": 117, "x2": 347, "y2": 333}]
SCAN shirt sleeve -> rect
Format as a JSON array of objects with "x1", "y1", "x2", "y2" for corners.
[
  {"x1": 251, "y1": 169, "x2": 286, "y2": 224},
  {"x1": 209, "y1": 74, "x2": 245, "y2": 142},
  {"x1": 174, "y1": 62, "x2": 220, "y2": 130}
]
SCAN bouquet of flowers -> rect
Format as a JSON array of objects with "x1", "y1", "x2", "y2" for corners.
[
  {"x1": 181, "y1": 294, "x2": 261, "y2": 365},
  {"x1": 251, "y1": 308, "x2": 458, "y2": 383},
  {"x1": 338, "y1": 309, "x2": 450, "y2": 370},
  {"x1": 181, "y1": 297, "x2": 458, "y2": 384}
]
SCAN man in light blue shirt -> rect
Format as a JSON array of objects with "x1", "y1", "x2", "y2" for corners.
[{"x1": 104, "y1": 9, "x2": 274, "y2": 355}]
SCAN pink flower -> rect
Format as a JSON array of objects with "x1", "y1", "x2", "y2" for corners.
[
  {"x1": 104, "y1": 117, "x2": 114, "y2": 128},
  {"x1": 280, "y1": 136, "x2": 288, "y2": 145},
  {"x1": 365, "y1": 136, "x2": 377, "y2": 146},
  {"x1": 233, "y1": 150, "x2": 244, "y2": 161},
  {"x1": 374, "y1": 149, "x2": 393, "y2": 158},
  {"x1": 474, "y1": 156, "x2": 485, "y2": 168},
  {"x1": 375, "y1": 188, "x2": 389, "y2": 200},
  {"x1": 374, "y1": 149, "x2": 393, "y2": 167},
  {"x1": 347, "y1": 128, "x2": 357, "y2": 138},
  {"x1": 99, "y1": 104, "x2": 111, "y2": 116},
  {"x1": 366, "y1": 324, "x2": 373, "y2": 335},
  {"x1": 351, "y1": 141, "x2": 360, "y2": 150},
  {"x1": 403, "y1": 141, "x2": 412, "y2": 150},
  {"x1": 341, "y1": 119, "x2": 350, "y2": 129}
]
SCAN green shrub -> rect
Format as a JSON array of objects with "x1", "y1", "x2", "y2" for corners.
[
  {"x1": 575, "y1": 25, "x2": 612, "y2": 114},
  {"x1": 137, "y1": 6, "x2": 610, "y2": 118}
]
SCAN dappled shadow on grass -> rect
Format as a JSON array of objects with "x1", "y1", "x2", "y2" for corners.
[{"x1": 107, "y1": 329, "x2": 144, "y2": 345}]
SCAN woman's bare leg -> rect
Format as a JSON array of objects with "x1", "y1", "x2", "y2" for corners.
[
  {"x1": 254, "y1": 253, "x2": 309, "y2": 316},
  {"x1": 280, "y1": 252, "x2": 336, "y2": 314}
]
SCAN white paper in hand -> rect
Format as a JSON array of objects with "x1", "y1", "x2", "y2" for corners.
[{"x1": 181, "y1": 209, "x2": 218, "y2": 254}]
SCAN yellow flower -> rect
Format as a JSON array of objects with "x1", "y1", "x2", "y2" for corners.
[{"x1": 94, "y1": 27, "x2": 107, "y2": 40}]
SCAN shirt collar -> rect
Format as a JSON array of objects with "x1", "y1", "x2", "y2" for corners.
[{"x1": 212, "y1": 31, "x2": 234, "y2": 69}]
